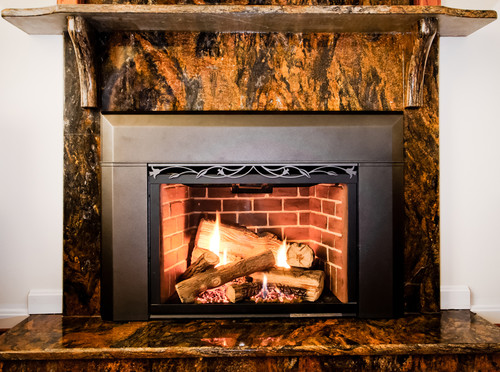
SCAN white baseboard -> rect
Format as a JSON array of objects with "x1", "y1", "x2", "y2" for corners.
[
  {"x1": 0, "y1": 308, "x2": 28, "y2": 319},
  {"x1": 471, "y1": 305, "x2": 500, "y2": 324},
  {"x1": 440, "y1": 285, "x2": 471, "y2": 309},
  {"x1": 28, "y1": 289, "x2": 62, "y2": 314}
]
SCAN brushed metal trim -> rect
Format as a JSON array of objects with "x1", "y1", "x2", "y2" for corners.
[
  {"x1": 101, "y1": 113, "x2": 403, "y2": 164},
  {"x1": 149, "y1": 313, "x2": 352, "y2": 319},
  {"x1": 101, "y1": 165, "x2": 149, "y2": 320}
]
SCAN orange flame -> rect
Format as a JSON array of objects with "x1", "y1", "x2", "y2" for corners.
[
  {"x1": 208, "y1": 212, "x2": 227, "y2": 267},
  {"x1": 276, "y1": 239, "x2": 290, "y2": 268}
]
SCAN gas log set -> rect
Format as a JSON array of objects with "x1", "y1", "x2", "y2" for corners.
[{"x1": 174, "y1": 216, "x2": 324, "y2": 305}]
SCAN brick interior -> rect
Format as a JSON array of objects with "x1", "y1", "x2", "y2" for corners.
[{"x1": 160, "y1": 184, "x2": 348, "y2": 303}]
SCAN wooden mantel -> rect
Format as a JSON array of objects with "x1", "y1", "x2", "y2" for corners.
[
  {"x1": 1, "y1": 4, "x2": 496, "y2": 108},
  {"x1": 2, "y1": 5, "x2": 496, "y2": 36}
]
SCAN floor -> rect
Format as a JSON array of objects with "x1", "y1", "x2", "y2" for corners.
[
  {"x1": 0, "y1": 311, "x2": 499, "y2": 370},
  {"x1": 0, "y1": 316, "x2": 27, "y2": 336}
]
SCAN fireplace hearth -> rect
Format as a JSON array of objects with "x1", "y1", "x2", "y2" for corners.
[{"x1": 101, "y1": 113, "x2": 403, "y2": 320}]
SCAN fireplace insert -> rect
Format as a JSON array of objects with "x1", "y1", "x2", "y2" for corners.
[
  {"x1": 148, "y1": 164, "x2": 358, "y2": 317},
  {"x1": 101, "y1": 113, "x2": 404, "y2": 320}
]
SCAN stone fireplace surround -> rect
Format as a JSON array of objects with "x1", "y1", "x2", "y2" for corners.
[{"x1": 61, "y1": 10, "x2": 444, "y2": 317}]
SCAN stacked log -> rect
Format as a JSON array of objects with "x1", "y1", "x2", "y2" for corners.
[
  {"x1": 225, "y1": 282, "x2": 261, "y2": 303},
  {"x1": 178, "y1": 250, "x2": 219, "y2": 282},
  {"x1": 192, "y1": 218, "x2": 315, "y2": 268},
  {"x1": 174, "y1": 218, "x2": 323, "y2": 304},
  {"x1": 175, "y1": 249, "x2": 275, "y2": 303}
]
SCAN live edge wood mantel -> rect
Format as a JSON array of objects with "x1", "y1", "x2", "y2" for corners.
[{"x1": 1, "y1": 5, "x2": 497, "y2": 108}]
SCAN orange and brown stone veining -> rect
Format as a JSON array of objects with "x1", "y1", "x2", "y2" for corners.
[
  {"x1": 101, "y1": 32, "x2": 404, "y2": 112},
  {"x1": 1, "y1": 311, "x2": 500, "y2": 370},
  {"x1": 85, "y1": 0, "x2": 411, "y2": 5}
]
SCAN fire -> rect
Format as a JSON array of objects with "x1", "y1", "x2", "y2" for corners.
[
  {"x1": 261, "y1": 274, "x2": 269, "y2": 299},
  {"x1": 276, "y1": 239, "x2": 290, "y2": 269},
  {"x1": 208, "y1": 212, "x2": 227, "y2": 267},
  {"x1": 251, "y1": 274, "x2": 302, "y2": 303}
]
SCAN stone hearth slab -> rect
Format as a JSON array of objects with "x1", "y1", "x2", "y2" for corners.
[{"x1": 0, "y1": 310, "x2": 499, "y2": 370}]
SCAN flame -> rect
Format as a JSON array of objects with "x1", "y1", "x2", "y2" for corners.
[
  {"x1": 208, "y1": 213, "x2": 220, "y2": 256},
  {"x1": 208, "y1": 212, "x2": 227, "y2": 267},
  {"x1": 261, "y1": 274, "x2": 269, "y2": 299},
  {"x1": 276, "y1": 239, "x2": 290, "y2": 268}
]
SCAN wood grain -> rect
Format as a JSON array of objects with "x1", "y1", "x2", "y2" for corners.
[
  {"x1": 67, "y1": 16, "x2": 97, "y2": 108},
  {"x1": 405, "y1": 18, "x2": 438, "y2": 108}
]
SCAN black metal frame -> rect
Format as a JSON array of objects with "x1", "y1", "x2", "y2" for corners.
[{"x1": 148, "y1": 163, "x2": 361, "y2": 318}]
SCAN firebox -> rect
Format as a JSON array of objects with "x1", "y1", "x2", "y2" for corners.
[
  {"x1": 101, "y1": 113, "x2": 404, "y2": 320},
  {"x1": 148, "y1": 165, "x2": 357, "y2": 317}
]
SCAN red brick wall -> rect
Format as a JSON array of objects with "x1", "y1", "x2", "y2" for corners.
[
  {"x1": 160, "y1": 184, "x2": 349, "y2": 303},
  {"x1": 309, "y1": 185, "x2": 349, "y2": 303},
  {"x1": 159, "y1": 185, "x2": 190, "y2": 302}
]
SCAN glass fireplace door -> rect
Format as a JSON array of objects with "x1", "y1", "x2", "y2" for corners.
[{"x1": 148, "y1": 164, "x2": 358, "y2": 318}]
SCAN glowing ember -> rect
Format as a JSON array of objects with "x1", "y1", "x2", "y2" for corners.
[
  {"x1": 195, "y1": 285, "x2": 230, "y2": 304},
  {"x1": 276, "y1": 238, "x2": 290, "y2": 269},
  {"x1": 251, "y1": 276, "x2": 303, "y2": 303},
  {"x1": 194, "y1": 275, "x2": 305, "y2": 304},
  {"x1": 195, "y1": 277, "x2": 247, "y2": 304}
]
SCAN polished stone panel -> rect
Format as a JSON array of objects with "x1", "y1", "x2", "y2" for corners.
[
  {"x1": 403, "y1": 37, "x2": 440, "y2": 313},
  {"x1": 100, "y1": 32, "x2": 404, "y2": 112},
  {"x1": 0, "y1": 312, "x2": 499, "y2": 370},
  {"x1": 63, "y1": 34, "x2": 101, "y2": 316}
]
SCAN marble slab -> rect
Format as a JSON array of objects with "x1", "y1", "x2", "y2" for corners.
[
  {"x1": 100, "y1": 32, "x2": 404, "y2": 112},
  {"x1": 0, "y1": 311, "x2": 499, "y2": 370},
  {"x1": 1, "y1": 4, "x2": 496, "y2": 36}
]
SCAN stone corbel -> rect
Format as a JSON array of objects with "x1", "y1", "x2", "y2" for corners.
[
  {"x1": 405, "y1": 18, "x2": 438, "y2": 108},
  {"x1": 67, "y1": 16, "x2": 97, "y2": 108}
]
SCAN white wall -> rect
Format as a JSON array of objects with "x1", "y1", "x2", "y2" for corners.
[
  {"x1": 441, "y1": 0, "x2": 500, "y2": 323},
  {"x1": 0, "y1": 0, "x2": 62, "y2": 317},
  {"x1": 0, "y1": 0, "x2": 499, "y2": 322}
]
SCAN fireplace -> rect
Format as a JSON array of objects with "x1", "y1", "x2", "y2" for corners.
[
  {"x1": 101, "y1": 113, "x2": 403, "y2": 320},
  {"x1": 9, "y1": 3, "x2": 482, "y2": 321}
]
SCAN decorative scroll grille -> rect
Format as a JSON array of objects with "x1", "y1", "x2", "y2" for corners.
[{"x1": 148, "y1": 164, "x2": 357, "y2": 180}]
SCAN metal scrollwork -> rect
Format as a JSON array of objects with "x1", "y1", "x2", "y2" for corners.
[{"x1": 148, "y1": 164, "x2": 357, "y2": 180}]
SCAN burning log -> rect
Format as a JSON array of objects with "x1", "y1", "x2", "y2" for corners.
[
  {"x1": 193, "y1": 218, "x2": 281, "y2": 261},
  {"x1": 175, "y1": 249, "x2": 275, "y2": 303},
  {"x1": 177, "y1": 250, "x2": 219, "y2": 282},
  {"x1": 250, "y1": 268, "x2": 324, "y2": 302},
  {"x1": 193, "y1": 218, "x2": 315, "y2": 268},
  {"x1": 286, "y1": 242, "x2": 315, "y2": 269},
  {"x1": 225, "y1": 282, "x2": 261, "y2": 303}
]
